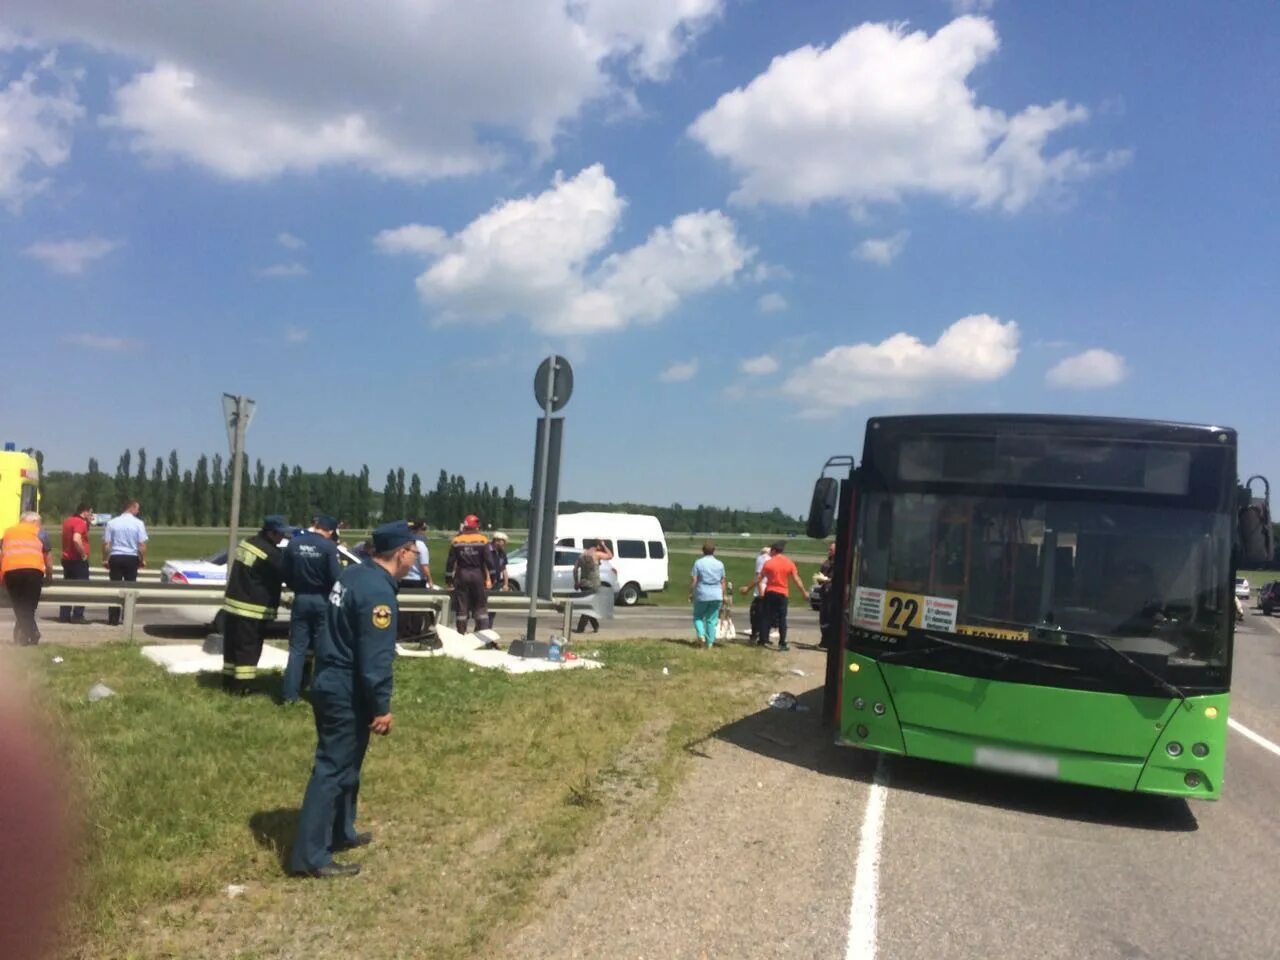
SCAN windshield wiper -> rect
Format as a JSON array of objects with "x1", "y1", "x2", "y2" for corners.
[
  {"x1": 1042, "y1": 626, "x2": 1188, "y2": 701},
  {"x1": 878, "y1": 631, "x2": 1079, "y2": 672},
  {"x1": 940, "y1": 614, "x2": 1190, "y2": 700}
]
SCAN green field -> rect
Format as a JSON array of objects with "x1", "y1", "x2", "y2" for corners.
[{"x1": 21, "y1": 638, "x2": 779, "y2": 959}]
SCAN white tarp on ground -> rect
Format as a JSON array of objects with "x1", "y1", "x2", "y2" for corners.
[
  {"x1": 396, "y1": 626, "x2": 603, "y2": 674},
  {"x1": 141, "y1": 643, "x2": 290, "y2": 675}
]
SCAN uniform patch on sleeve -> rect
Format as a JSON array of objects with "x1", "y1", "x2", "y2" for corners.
[{"x1": 371, "y1": 604, "x2": 393, "y2": 629}]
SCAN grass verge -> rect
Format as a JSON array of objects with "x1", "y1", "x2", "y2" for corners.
[{"x1": 18, "y1": 637, "x2": 778, "y2": 959}]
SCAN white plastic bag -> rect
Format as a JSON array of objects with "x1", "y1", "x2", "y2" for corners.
[{"x1": 716, "y1": 614, "x2": 737, "y2": 642}]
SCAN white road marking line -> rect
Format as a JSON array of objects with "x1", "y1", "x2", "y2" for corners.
[
  {"x1": 845, "y1": 756, "x2": 889, "y2": 960},
  {"x1": 1229, "y1": 719, "x2": 1280, "y2": 759}
]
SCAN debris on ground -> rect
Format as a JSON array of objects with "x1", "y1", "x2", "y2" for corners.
[
  {"x1": 51, "y1": 656, "x2": 65, "y2": 664},
  {"x1": 661, "y1": 666, "x2": 670, "y2": 676},
  {"x1": 788, "y1": 668, "x2": 806, "y2": 677},
  {"x1": 766, "y1": 691, "x2": 809, "y2": 712},
  {"x1": 87, "y1": 682, "x2": 115, "y2": 702},
  {"x1": 225, "y1": 884, "x2": 247, "y2": 898}
]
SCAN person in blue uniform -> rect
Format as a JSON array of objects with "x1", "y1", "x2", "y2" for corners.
[
  {"x1": 289, "y1": 520, "x2": 419, "y2": 879},
  {"x1": 280, "y1": 514, "x2": 341, "y2": 704}
]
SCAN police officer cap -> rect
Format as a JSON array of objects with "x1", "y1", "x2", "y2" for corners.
[
  {"x1": 314, "y1": 514, "x2": 339, "y2": 531},
  {"x1": 372, "y1": 520, "x2": 415, "y2": 553},
  {"x1": 263, "y1": 515, "x2": 292, "y2": 535}
]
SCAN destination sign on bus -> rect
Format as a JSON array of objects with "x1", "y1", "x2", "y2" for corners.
[{"x1": 852, "y1": 586, "x2": 957, "y2": 636}]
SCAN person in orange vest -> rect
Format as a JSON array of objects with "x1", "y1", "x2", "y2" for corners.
[{"x1": 1, "y1": 512, "x2": 54, "y2": 646}]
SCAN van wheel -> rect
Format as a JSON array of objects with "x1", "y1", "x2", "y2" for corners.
[{"x1": 618, "y1": 582, "x2": 642, "y2": 606}]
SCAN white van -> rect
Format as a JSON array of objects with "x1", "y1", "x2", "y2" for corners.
[{"x1": 506, "y1": 512, "x2": 669, "y2": 605}]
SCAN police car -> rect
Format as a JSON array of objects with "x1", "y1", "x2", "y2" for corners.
[{"x1": 161, "y1": 539, "x2": 362, "y2": 585}]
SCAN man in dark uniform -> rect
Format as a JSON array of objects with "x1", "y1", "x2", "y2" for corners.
[
  {"x1": 484, "y1": 530, "x2": 509, "y2": 629},
  {"x1": 281, "y1": 514, "x2": 341, "y2": 704},
  {"x1": 445, "y1": 514, "x2": 491, "y2": 634},
  {"x1": 290, "y1": 520, "x2": 419, "y2": 879},
  {"x1": 221, "y1": 516, "x2": 289, "y2": 695}
]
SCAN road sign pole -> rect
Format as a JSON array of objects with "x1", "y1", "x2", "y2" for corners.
[
  {"x1": 525, "y1": 357, "x2": 556, "y2": 645},
  {"x1": 222, "y1": 394, "x2": 255, "y2": 567}
]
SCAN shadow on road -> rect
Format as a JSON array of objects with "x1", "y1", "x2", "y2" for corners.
[{"x1": 701, "y1": 685, "x2": 1198, "y2": 832}]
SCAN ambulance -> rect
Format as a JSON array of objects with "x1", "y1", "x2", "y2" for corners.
[{"x1": 0, "y1": 442, "x2": 40, "y2": 531}]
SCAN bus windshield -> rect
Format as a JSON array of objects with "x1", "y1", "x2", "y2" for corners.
[{"x1": 854, "y1": 490, "x2": 1233, "y2": 667}]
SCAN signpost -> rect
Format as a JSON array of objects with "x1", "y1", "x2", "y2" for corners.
[
  {"x1": 221, "y1": 394, "x2": 256, "y2": 566},
  {"x1": 517, "y1": 355, "x2": 572, "y2": 655}
]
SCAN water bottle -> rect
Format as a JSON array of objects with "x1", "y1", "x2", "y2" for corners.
[{"x1": 548, "y1": 636, "x2": 562, "y2": 662}]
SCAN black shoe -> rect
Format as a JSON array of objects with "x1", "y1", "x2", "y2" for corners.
[
  {"x1": 333, "y1": 832, "x2": 373, "y2": 851},
  {"x1": 298, "y1": 862, "x2": 361, "y2": 879},
  {"x1": 778, "y1": 643, "x2": 790, "y2": 652}
]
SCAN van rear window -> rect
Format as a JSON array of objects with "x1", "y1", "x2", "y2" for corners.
[
  {"x1": 617, "y1": 539, "x2": 647, "y2": 559},
  {"x1": 647, "y1": 540, "x2": 665, "y2": 559}
]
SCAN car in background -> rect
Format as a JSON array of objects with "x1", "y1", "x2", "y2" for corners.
[
  {"x1": 1259, "y1": 581, "x2": 1280, "y2": 616},
  {"x1": 162, "y1": 541, "x2": 362, "y2": 585},
  {"x1": 505, "y1": 545, "x2": 618, "y2": 595},
  {"x1": 91, "y1": 513, "x2": 112, "y2": 527},
  {"x1": 1235, "y1": 577, "x2": 1251, "y2": 601}
]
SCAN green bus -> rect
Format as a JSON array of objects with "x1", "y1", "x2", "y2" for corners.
[{"x1": 807, "y1": 414, "x2": 1270, "y2": 800}]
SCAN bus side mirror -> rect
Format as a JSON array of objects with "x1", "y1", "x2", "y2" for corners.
[
  {"x1": 806, "y1": 478, "x2": 838, "y2": 540},
  {"x1": 1239, "y1": 475, "x2": 1273, "y2": 566}
]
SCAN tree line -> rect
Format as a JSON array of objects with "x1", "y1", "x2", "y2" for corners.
[{"x1": 32, "y1": 449, "x2": 809, "y2": 534}]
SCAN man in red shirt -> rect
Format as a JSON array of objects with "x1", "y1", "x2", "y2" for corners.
[
  {"x1": 59, "y1": 503, "x2": 93, "y2": 624},
  {"x1": 741, "y1": 541, "x2": 809, "y2": 651}
]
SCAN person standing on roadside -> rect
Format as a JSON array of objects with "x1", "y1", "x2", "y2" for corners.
[
  {"x1": 573, "y1": 538, "x2": 614, "y2": 633},
  {"x1": 1, "y1": 512, "x2": 53, "y2": 645},
  {"x1": 220, "y1": 516, "x2": 289, "y2": 695},
  {"x1": 485, "y1": 531, "x2": 510, "y2": 629},
  {"x1": 58, "y1": 503, "x2": 93, "y2": 624},
  {"x1": 397, "y1": 519, "x2": 433, "y2": 642},
  {"x1": 689, "y1": 540, "x2": 727, "y2": 648},
  {"x1": 741, "y1": 541, "x2": 809, "y2": 652},
  {"x1": 281, "y1": 514, "x2": 342, "y2": 705},
  {"x1": 445, "y1": 514, "x2": 490, "y2": 634},
  {"x1": 102, "y1": 500, "x2": 148, "y2": 627},
  {"x1": 290, "y1": 520, "x2": 418, "y2": 879},
  {"x1": 748, "y1": 545, "x2": 770, "y2": 643}
]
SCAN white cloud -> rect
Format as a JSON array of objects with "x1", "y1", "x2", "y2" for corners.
[
  {"x1": 276, "y1": 231, "x2": 304, "y2": 250},
  {"x1": 255, "y1": 262, "x2": 308, "y2": 279},
  {"x1": 949, "y1": 0, "x2": 996, "y2": 13},
  {"x1": 854, "y1": 230, "x2": 910, "y2": 266},
  {"x1": 783, "y1": 314, "x2": 1019, "y2": 415},
  {"x1": 740, "y1": 354, "x2": 779, "y2": 375},
  {"x1": 23, "y1": 237, "x2": 119, "y2": 274},
  {"x1": 749, "y1": 261, "x2": 792, "y2": 283},
  {"x1": 658, "y1": 359, "x2": 699, "y2": 382},
  {"x1": 374, "y1": 224, "x2": 450, "y2": 257},
  {"x1": 284, "y1": 325, "x2": 309, "y2": 344},
  {"x1": 690, "y1": 17, "x2": 1128, "y2": 213},
  {"x1": 757, "y1": 292, "x2": 788, "y2": 314},
  {"x1": 0, "y1": 52, "x2": 82, "y2": 206},
  {"x1": 1045, "y1": 348, "x2": 1127, "y2": 389},
  {"x1": 397, "y1": 164, "x2": 752, "y2": 335},
  {"x1": 9, "y1": 1, "x2": 721, "y2": 182},
  {"x1": 60, "y1": 332, "x2": 139, "y2": 351}
]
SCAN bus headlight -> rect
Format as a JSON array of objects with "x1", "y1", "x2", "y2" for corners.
[
  {"x1": 873, "y1": 702, "x2": 886, "y2": 716},
  {"x1": 1191, "y1": 742, "x2": 1209, "y2": 758},
  {"x1": 853, "y1": 698, "x2": 866, "y2": 711},
  {"x1": 1204, "y1": 706, "x2": 1218, "y2": 719},
  {"x1": 1165, "y1": 741, "x2": 1183, "y2": 758},
  {"x1": 1184, "y1": 772, "x2": 1202, "y2": 788}
]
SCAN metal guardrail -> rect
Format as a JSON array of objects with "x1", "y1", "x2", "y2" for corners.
[{"x1": 1, "y1": 581, "x2": 579, "y2": 641}]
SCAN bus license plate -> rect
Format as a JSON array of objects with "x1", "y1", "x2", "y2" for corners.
[{"x1": 974, "y1": 746, "x2": 1060, "y2": 779}]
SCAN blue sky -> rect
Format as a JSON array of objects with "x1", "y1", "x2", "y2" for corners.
[{"x1": 3, "y1": 1, "x2": 1277, "y2": 516}]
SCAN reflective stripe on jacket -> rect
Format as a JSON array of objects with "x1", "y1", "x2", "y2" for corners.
[
  {"x1": 1, "y1": 522, "x2": 48, "y2": 575},
  {"x1": 222, "y1": 533, "x2": 285, "y2": 620}
]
